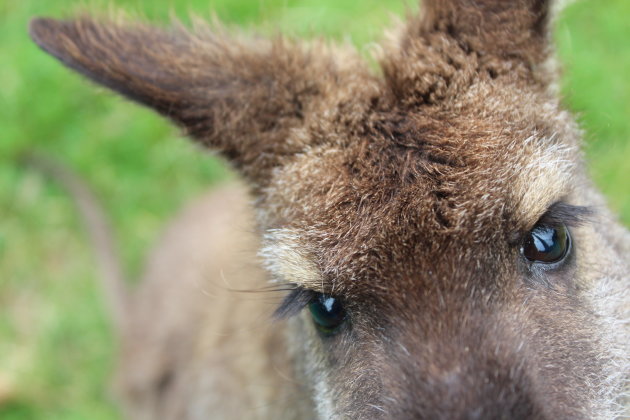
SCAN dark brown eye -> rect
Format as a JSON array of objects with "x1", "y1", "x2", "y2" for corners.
[
  {"x1": 309, "y1": 294, "x2": 347, "y2": 336},
  {"x1": 522, "y1": 224, "x2": 571, "y2": 264}
]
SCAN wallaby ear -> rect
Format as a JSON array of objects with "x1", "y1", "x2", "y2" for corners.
[
  {"x1": 29, "y1": 16, "x2": 358, "y2": 185},
  {"x1": 381, "y1": 0, "x2": 555, "y2": 104},
  {"x1": 419, "y1": 0, "x2": 552, "y2": 64}
]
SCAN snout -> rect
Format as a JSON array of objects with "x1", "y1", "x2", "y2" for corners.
[
  {"x1": 386, "y1": 349, "x2": 545, "y2": 420},
  {"x1": 377, "y1": 315, "x2": 598, "y2": 420}
]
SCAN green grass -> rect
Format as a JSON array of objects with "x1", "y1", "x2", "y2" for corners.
[{"x1": 1, "y1": 0, "x2": 629, "y2": 418}]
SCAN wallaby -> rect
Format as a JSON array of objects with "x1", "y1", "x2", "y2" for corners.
[{"x1": 29, "y1": 0, "x2": 629, "y2": 419}]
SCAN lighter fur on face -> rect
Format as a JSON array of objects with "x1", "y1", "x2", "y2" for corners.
[{"x1": 260, "y1": 229, "x2": 323, "y2": 291}]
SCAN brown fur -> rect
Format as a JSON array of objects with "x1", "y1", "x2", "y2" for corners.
[{"x1": 30, "y1": 1, "x2": 629, "y2": 419}]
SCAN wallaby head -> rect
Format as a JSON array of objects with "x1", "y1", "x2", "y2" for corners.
[{"x1": 30, "y1": 0, "x2": 629, "y2": 419}]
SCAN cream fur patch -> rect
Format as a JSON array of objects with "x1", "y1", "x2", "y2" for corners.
[
  {"x1": 260, "y1": 229, "x2": 324, "y2": 290},
  {"x1": 512, "y1": 134, "x2": 579, "y2": 228}
]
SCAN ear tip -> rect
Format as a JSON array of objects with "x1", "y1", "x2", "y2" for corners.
[
  {"x1": 29, "y1": 17, "x2": 61, "y2": 47},
  {"x1": 29, "y1": 17, "x2": 54, "y2": 38},
  {"x1": 29, "y1": 17, "x2": 86, "y2": 61}
]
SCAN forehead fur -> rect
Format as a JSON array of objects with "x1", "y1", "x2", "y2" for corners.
[{"x1": 259, "y1": 61, "x2": 581, "y2": 293}]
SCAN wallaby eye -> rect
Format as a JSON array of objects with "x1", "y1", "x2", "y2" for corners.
[
  {"x1": 522, "y1": 224, "x2": 571, "y2": 264},
  {"x1": 309, "y1": 293, "x2": 347, "y2": 336}
]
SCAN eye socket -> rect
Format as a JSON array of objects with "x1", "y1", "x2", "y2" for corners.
[
  {"x1": 521, "y1": 224, "x2": 571, "y2": 265},
  {"x1": 309, "y1": 293, "x2": 347, "y2": 336}
]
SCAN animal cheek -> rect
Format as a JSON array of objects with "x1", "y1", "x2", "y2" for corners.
[{"x1": 285, "y1": 315, "x2": 330, "y2": 370}]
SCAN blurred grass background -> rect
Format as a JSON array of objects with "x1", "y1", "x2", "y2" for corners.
[{"x1": 0, "y1": 0, "x2": 628, "y2": 418}]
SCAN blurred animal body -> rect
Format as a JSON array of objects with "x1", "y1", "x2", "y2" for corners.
[{"x1": 30, "y1": 0, "x2": 629, "y2": 419}]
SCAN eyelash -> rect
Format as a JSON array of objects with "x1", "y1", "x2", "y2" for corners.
[
  {"x1": 535, "y1": 203, "x2": 592, "y2": 228},
  {"x1": 510, "y1": 203, "x2": 591, "y2": 247},
  {"x1": 273, "y1": 286, "x2": 315, "y2": 320}
]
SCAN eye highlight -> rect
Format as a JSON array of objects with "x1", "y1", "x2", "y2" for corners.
[
  {"x1": 522, "y1": 224, "x2": 571, "y2": 265},
  {"x1": 309, "y1": 293, "x2": 347, "y2": 336}
]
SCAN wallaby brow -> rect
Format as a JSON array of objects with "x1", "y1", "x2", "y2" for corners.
[{"x1": 260, "y1": 229, "x2": 327, "y2": 291}]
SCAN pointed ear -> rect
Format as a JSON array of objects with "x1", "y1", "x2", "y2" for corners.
[
  {"x1": 29, "y1": 16, "x2": 359, "y2": 185},
  {"x1": 381, "y1": 0, "x2": 555, "y2": 103},
  {"x1": 419, "y1": 0, "x2": 552, "y2": 64}
]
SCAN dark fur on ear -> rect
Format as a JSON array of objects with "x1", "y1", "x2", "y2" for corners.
[
  {"x1": 381, "y1": 0, "x2": 554, "y2": 106},
  {"x1": 420, "y1": 0, "x2": 551, "y2": 63},
  {"x1": 29, "y1": 16, "x2": 367, "y2": 185}
]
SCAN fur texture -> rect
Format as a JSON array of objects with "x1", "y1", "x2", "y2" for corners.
[{"x1": 30, "y1": 0, "x2": 629, "y2": 419}]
